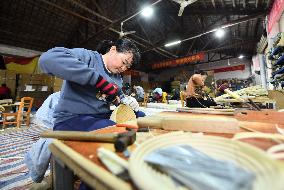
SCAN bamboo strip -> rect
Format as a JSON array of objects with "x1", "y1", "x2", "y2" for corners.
[{"x1": 233, "y1": 133, "x2": 284, "y2": 141}]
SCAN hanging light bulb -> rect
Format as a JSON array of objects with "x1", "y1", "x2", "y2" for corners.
[
  {"x1": 141, "y1": 6, "x2": 153, "y2": 18},
  {"x1": 215, "y1": 28, "x2": 225, "y2": 38},
  {"x1": 238, "y1": 55, "x2": 244, "y2": 59}
]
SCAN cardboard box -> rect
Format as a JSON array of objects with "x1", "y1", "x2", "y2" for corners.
[{"x1": 268, "y1": 90, "x2": 284, "y2": 109}]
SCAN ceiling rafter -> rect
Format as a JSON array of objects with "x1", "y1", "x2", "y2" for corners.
[
  {"x1": 254, "y1": 18, "x2": 261, "y2": 39},
  {"x1": 232, "y1": 0, "x2": 236, "y2": 7},
  {"x1": 211, "y1": 0, "x2": 216, "y2": 8},
  {"x1": 201, "y1": 0, "x2": 208, "y2": 8},
  {"x1": 220, "y1": 0, "x2": 225, "y2": 7},
  {"x1": 245, "y1": 20, "x2": 250, "y2": 38},
  {"x1": 33, "y1": 0, "x2": 176, "y2": 58},
  {"x1": 0, "y1": 0, "x2": 270, "y2": 71},
  {"x1": 161, "y1": 8, "x2": 267, "y2": 15}
]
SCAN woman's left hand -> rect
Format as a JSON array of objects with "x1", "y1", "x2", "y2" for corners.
[{"x1": 121, "y1": 96, "x2": 139, "y2": 112}]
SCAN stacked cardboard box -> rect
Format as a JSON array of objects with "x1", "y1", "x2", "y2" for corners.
[{"x1": 53, "y1": 77, "x2": 63, "y2": 92}]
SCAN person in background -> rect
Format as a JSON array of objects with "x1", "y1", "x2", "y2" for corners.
[
  {"x1": 152, "y1": 87, "x2": 163, "y2": 102},
  {"x1": 0, "y1": 83, "x2": 11, "y2": 100},
  {"x1": 216, "y1": 80, "x2": 229, "y2": 96},
  {"x1": 25, "y1": 39, "x2": 145, "y2": 189},
  {"x1": 170, "y1": 88, "x2": 180, "y2": 100},
  {"x1": 132, "y1": 85, "x2": 144, "y2": 102},
  {"x1": 123, "y1": 82, "x2": 132, "y2": 96},
  {"x1": 185, "y1": 70, "x2": 217, "y2": 108}
]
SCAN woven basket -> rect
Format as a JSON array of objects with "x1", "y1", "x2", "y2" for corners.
[
  {"x1": 110, "y1": 104, "x2": 136, "y2": 123},
  {"x1": 129, "y1": 132, "x2": 284, "y2": 190}
]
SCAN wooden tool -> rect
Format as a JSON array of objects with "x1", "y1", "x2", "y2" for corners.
[
  {"x1": 41, "y1": 130, "x2": 136, "y2": 152},
  {"x1": 176, "y1": 107, "x2": 234, "y2": 115},
  {"x1": 137, "y1": 116, "x2": 239, "y2": 134}
]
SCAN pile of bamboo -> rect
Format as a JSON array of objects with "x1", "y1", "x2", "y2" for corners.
[{"x1": 215, "y1": 85, "x2": 270, "y2": 103}]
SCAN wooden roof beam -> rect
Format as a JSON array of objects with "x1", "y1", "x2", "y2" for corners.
[
  {"x1": 211, "y1": 0, "x2": 216, "y2": 8},
  {"x1": 232, "y1": 0, "x2": 236, "y2": 8},
  {"x1": 162, "y1": 8, "x2": 267, "y2": 15}
]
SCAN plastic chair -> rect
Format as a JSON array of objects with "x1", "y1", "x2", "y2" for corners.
[
  {"x1": 162, "y1": 92, "x2": 168, "y2": 103},
  {"x1": 140, "y1": 93, "x2": 149, "y2": 107},
  {"x1": 2, "y1": 97, "x2": 34, "y2": 128}
]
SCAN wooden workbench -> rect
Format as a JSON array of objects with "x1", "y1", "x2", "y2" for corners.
[{"x1": 49, "y1": 111, "x2": 283, "y2": 190}]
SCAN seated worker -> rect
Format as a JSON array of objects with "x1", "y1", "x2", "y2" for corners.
[
  {"x1": 122, "y1": 82, "x2": 132, "y2": 96},
  {"x1": 171, "y1": 88, "x2": 180, "y2": 100},
  {"x1": 152, "y1": 87, "x2": 163, "y2": 102},
  {"x1": 132, "y1": 85, "x2": 145, "y2": 102},
  {"x1": 24, "y1": 39, "x2": 146, "y2": 188},
  {"x1": 185, "y1": 70, "x2": 217, "y2": 108},
  {"x1": 0, "y1": 83, "x2": 11, "y2": 100},
  {"x1": 216, "y1": 80, "x2": 229, "y2": 96}
]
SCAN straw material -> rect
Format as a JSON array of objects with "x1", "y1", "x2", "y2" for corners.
[
  {"x1": 129, "y1": 132, "x2": 284, "y2": 190},
  {"x1": 267, "y1": 144, "x2": 284, "y2": 160},
  {"x1": 233, "y1": 132, "x2": 284, "y2": 160},
  {"x1": 233, "y1": 132, "x2": 284, "y2": 141},
  {"x1": 0, "y1": 105, "x2": 5, "y2": 112},
  {"x1": 110, "y1": 104, "x2": 136, "y2": 123}
]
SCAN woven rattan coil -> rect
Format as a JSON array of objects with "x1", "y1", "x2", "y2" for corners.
[
  {"x1": 110, "y1": 104, "x2": 136, "y2": 123},
  {"x1": 0, "y1": 105, "x2": 5, "y2": 112},
  {"x1": 128, "y1": 132, "x2": 284, "y2": 190}
]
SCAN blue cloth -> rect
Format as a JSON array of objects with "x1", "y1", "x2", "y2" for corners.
[
  {"x1": 54, "y1": 111, "x2": 145, "y2": 131},
  {"x1": 35, "y1": 92, "x2": 60, "y2": 129},
  {"x1": 24, "y1": 138, "x2": 53, "y2": 182},
  {"x1": 53, "y1": 113, "x2": 115, "y2": 131},
  {"x1": 39, "y1": 47, "x2": 124, "y2": 124}
]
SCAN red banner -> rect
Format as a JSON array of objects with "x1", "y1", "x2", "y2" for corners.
[
  {"x1": 2, "y1": 56, "x2": 39, "y2": 74},
  {"x1": 122, "y1": 70, "x2": 140, "y2": 77},
  {"x1": 4, "y1": 56, "x2": 38, "y2": 65},
  {"x1": 267, "y1": 0, "x2": 284, "y2": 34},
  {"x1": 152, "y1": 52, "x2": 205, "y2": 69},
  {"x1": 214, "y1": 65, "x2": 245, "y2": 73}
]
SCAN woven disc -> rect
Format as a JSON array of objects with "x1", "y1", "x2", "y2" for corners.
[
  {"x1": 110, "y1": 104, "x2": 136, "y2": 123},
  {"x1": 129, "y1": 132, "x2": 284, "y2": 190}
]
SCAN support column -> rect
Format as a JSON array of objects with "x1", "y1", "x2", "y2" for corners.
[{"x1": 258, "y1": 54, "x2": 267, "y2": 89}]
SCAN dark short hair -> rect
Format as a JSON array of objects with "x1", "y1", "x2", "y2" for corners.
[
  {"x1": 1, "y1": 83, "x2": 6, "y2": 87},
  {"x1": 195, "y1": 70, "x2": 207, "y2": 75},
  {"x1": 96, "y1": 40, "x2": 113, "y2": 54},
  {"x1": 115, "y1": 38, "x2": 140, "y2": 66},
  {"x1": 96, "y1": 38, "x2": 140, "y2": 66}
]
